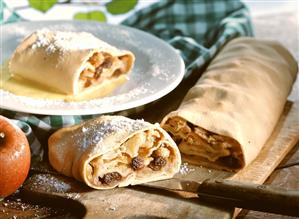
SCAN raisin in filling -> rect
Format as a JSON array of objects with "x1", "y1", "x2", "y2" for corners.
[
  {"x1": 131, "y1": 157, "x2": 145, "y2": 170},
  {"x1": 148, "y1": 156, "x2": 167, "y2": 171},
  {"x1": 99, "y1": 172, "x2": 122, "y2": 185}
]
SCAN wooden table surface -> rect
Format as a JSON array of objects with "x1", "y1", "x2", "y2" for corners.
[{"x1": 1, "y1": 10, "x2": 298, "y2": 219}]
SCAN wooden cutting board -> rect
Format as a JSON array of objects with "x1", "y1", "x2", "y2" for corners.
[{"x1": 22, "y1": 101, "x2": 299, "y2": 219}]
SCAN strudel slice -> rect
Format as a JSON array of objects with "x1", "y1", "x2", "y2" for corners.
[
  {"x1": 9, "y1": 29, "x2": 135, "y2": 96},
  {"x1": 48, "y1": 116, "x2": 181, "y2": 189}
]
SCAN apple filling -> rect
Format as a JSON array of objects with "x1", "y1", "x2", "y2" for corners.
[
  {"x1": 78, "y1": 52, "x2": 130, "y2": 91},
  {"x1": 86, "y1": 129, "x2": 176, "y2": 187},
  {"x1": 163, "y1": 116, "x2": 243, "y2": 170}
]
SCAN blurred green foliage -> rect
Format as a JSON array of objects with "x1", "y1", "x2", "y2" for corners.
[
  {"x1": 27, "y1": 0, "x2": 139, "y2": 22},
  {"x1": 28, "y1": 0, "x2": 57, "y2": 13},
  {"x1": 74, "y1": 11, "x2": 107, "y2": 22},
  {"x1": 106, "y1": 0, "x2": 138, "y2": 15}
]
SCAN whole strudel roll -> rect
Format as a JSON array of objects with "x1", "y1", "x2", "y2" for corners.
[
  {"x1": 9, "y1": 29, "x2": 135, "y2": 95},
  {"x1": 161, "y1": 37, "x2": 298, "y2": 171},
  {"x1": 48, "y1": 116, "x2": 181, "y2": 189}
]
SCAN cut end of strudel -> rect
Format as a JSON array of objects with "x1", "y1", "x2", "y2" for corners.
[
  {"x1": 162, "y1": 116, "x2": 244, "y2": 171},
  {"x1": 48, "y1": 116, "x2": 181, "y2": 189},
  {"x1": 9, "y1": 29, "x2": 135, "y2": 96}
]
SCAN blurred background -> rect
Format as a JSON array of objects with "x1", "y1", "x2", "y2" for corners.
[
  {"x1": 1, "y1": 1, "x2": 298, "y2": 25},
  {"x1": 2, "y1": 1, "x2": 297, "y2": 57}
]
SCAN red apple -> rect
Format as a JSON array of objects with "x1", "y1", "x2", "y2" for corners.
[{"x1": 0, "y1": 115, "x2": 31, "y2": 198}]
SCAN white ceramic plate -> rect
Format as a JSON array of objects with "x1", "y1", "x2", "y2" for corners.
[{"x1": 0, "y1": 21, "x2": 184, "y2": 115}]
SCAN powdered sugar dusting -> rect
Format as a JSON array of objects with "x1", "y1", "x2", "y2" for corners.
[
  {"x1": 31, "y1": 28, "x2": 112, "y2": 55},
  {"x1": 179, "y1": 162, "x2": 195, "y2": 175},
  {"x1": 82, "y1": 126, "x2": 88, "y2": 133},
  {"x1": 31, "y1": 29, "x2": 50, "y2": 50},
  {"x1": 55, "y1": 116, "x2": 147, "y2": 161},
  {"x1": 75, "y1": 116, "x2": 146, "y2": 151},
  {"x1": 151, "y1": 64, "x2": 172, "y2": 81},
  {"x1": 32, "y1": 174, "x2": 72, "y2": 193}
]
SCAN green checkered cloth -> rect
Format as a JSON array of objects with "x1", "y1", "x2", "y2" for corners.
[{"x1": 0, "y1": 0, "x2": 253, "y2": 161}]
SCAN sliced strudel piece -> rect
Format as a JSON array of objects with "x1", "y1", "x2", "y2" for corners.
[
  {"x1": 48, "y1": 116, "x2": 181, "y2": 189},
  {"x1": 9, "y1": 29, "x2": 135, "y2": 96}
]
